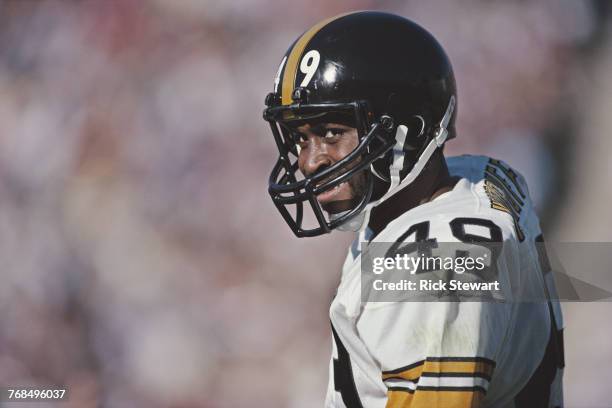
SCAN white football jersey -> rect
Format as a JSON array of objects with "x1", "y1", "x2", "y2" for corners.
[{"x1": 325, "y1": 155, "x2": 564, "y2": 408}]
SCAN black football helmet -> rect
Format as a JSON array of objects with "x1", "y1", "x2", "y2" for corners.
[{"x1": 264, "y1": 11, "x2": 456, "y2": 237}]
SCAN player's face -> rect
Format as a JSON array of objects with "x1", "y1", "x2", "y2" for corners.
[{"x1": 295, "y1": 122, "x2": 367, "y2": 213}]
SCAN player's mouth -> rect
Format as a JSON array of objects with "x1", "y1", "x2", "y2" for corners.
[
  {"x1": 316, "y1": 181, "x2": 350, "y2": 205},
  {"x1": 311, "y1": 166, "x2": 366, "y2": 212}
]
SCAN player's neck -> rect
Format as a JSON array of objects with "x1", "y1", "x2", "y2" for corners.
[{"x1": 367, "y1": 152, "x2": 459, "y2": 238}]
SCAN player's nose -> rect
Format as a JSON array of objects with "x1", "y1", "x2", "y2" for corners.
[{"x1": 301, "y1": 140, "x2": 332, "y2": 177}]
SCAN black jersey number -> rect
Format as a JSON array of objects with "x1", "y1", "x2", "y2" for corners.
[
  {"x1": 387, "y1": 217, "x2": 503, "y2": 264},
  {"x1": 450, "y1": 217, "x2": 503, "y2": 266},
  {"x1": 331, "y1": 323, "x2": 364, "y2": 408},
  {"x1": 385, "y1": 221, "x2": 437, "y2": 260}
]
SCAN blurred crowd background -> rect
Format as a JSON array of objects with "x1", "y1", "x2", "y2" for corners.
[{"x1": 0, "y1": 0, "x2": 611, "y2": 407}]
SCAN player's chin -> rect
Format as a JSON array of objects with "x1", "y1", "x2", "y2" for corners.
[{"x1": 318, "y1": 182, "x2": 359, "y2": 213}]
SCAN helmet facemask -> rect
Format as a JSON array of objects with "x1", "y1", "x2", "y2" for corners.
[{"x1": 264, "y1": 100, "x2": 395, "y2": 237}]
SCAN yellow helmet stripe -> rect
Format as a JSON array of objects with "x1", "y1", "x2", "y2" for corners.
[{"x1": 281, "y1": 13, "x2": 352, "y2": 105}]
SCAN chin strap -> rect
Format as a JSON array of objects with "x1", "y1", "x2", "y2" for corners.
[
  {"x1": 331, "y1": 96, "x2": 456, "y2": 233},
  {"x1": 330, "y1": 210, "x2": 366, "y2": 232},
  {"x1": 389, "y1": 123, "x2": 409, "y2": 191}
]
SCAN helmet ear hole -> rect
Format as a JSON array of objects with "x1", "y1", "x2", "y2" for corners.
[
  {"x1": 402, "y1": 115, "x2": 426, "y2": 151},
  {"x1": 370, "y1": 114, "x2": 428, "y2": 183},
  {"x1": 414, "y1": 115, "x2": 426, "y2": 138},
  {"x1": 371, "y1": 156, "x2": 391, "y2": 182}
]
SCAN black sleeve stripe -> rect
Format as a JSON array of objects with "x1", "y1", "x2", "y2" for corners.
[
  {"x1": 424, "y1": 356, "x2": 496, "y2": 366},
  {"x1": 418, "y1": 385, "x2": 487, "y2": 393},
  {"x1": 383, "y1": 375, "x2": 420, "y2": 383},
  {"x1": 382, "y1": 359, "x2": 425, "y2": 375},
  {"x1": 382, "y1": 356, "x2": 496, "y2": 375},
  {"x1": 388, "y1": 385, "x2": 487, "y2": 394},
  {"x1": 420, "y1": 371, "x2": 492, "y2": 381}
]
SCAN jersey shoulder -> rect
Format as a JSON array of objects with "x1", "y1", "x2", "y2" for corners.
[
  {"x1": 450, "y1": 154, "x2": 539, "y2": 242},
  {"x1": 378, "y1": 155, "x2": 537, "y2": 244}
]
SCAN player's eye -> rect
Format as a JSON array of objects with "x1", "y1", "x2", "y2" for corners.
[
  {"x1": 324, "y1": 128, "x2": 345, "y2": 140},
  {"x1": 292, "y1": 132, "x2": 308, "y2": 149}
]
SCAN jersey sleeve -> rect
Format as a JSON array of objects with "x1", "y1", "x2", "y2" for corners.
[
  {"x1": 358, "y1": 299, "x2": 511, "y2": 408},
  {"x1": 357, "y1": 225, "x2": 521, "y2": 407}
]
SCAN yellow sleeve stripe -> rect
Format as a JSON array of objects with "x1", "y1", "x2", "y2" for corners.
[
  {"x1": 382, "y1": 357, "x2": 496, "y2": 381},
  {"x1": 386, "y1": 388, "x2": 485, "y2": 408},
  {"x1": 386, "y1": 389, "x2": 414, "y2": 408}
]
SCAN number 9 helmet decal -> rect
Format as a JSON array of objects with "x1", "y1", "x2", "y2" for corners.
[{"x1": 264, "y1": 11, "x2": 457, "y2": 237}]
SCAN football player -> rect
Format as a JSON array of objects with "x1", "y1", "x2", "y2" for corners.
[{"x1": 264, "y1": 11, "x2": 564, "y2": 408}]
